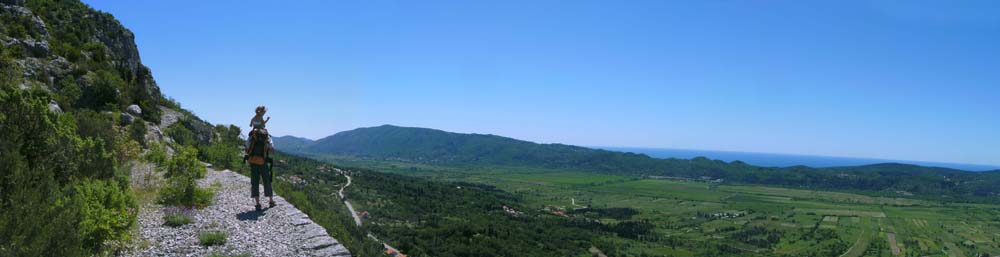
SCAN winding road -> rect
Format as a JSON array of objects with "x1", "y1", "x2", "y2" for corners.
[
  {"x1": 334, "y1": 169, "x2": 362, "y2": 227},
  {"x1": 334, "y1": 168, "x2": 404, "y2": 256}
]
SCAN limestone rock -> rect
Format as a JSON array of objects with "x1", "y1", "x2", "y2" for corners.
[
  {"x1": 126, "y1": 104, "x2": 142, "y2": 115},
  {"x1": 146, "y1": 123, "x2": 164, "y2": 142},
  {"x1": 121, "y1": 113, "x2": 136, "y2": 124},
  {"x1": 159, "y1": 106, "x2": 183, "y2": 128},
  {"x1": 313, "y1": 244, "x2": 351, "y2": 257},
  {"x1": 47, "y1": 100, "x2": 62, "y2": 114},
  {"x1": 0, "y1": 38, "x2": 50, "y2": 56},
  {"x1": 303, "y1": 236, "x2": 338, "y2": 250}
]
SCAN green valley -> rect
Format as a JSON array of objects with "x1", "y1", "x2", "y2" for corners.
[
  {"x1": 271, "y1": 126, "x2": 1000, "y2": 256},
  {"x1": 291, "y1": 155, "x2": 1000, "y2": 256}
]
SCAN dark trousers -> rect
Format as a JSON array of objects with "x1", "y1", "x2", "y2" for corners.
[{"x1": 250, "y1": 164, "x2": 273, "y2": 198}]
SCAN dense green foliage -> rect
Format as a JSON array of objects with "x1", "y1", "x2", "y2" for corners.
[
  {"x1": 276, "y1": 125, "x2": 1000, "y2": 203},
  {"x1": 351, "y1": 170, "x2": 600, "y2": 257},
  {"x1": 166, "y1": 122, "x2": 197, "y2": 146},
  {"x1": 199, "y1": 124, "x2": 245, "y2": 172},
  {"x1": 163, "y1": 115, "x2": 245, "y2": 173},
  {"x1": 72, "y1": 179, "x2": 136, "y2": 249},
  {"x1": 267, "y1": 152, "x2": 648, "y2": 257},
  {"x1": 0, "y1": 78, "x2": 135, "y2": 256}
]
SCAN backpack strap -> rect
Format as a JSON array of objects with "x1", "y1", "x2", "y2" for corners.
[{"x1": 246, "y1": 129, "x2": 256, "y2": 155}]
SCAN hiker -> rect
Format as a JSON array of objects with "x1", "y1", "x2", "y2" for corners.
[
  {"x1": 245, "y1": 106, "x2": 275, "y2": 211},
  {"x1": 250, "y1": 105, "x2": 270, "y2": 129}
]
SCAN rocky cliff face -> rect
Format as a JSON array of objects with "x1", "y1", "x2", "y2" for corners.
[
  {"x1": 1, "y1": 0, "x2": 216, "y2": 143},
  {"x1": 1, "y1": 0, "x2": 158, "y2": 96}
]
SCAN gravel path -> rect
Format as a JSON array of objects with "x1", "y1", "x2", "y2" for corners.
[{"x1": 126, "y1": 167, "x2": 351, "y2": 257}]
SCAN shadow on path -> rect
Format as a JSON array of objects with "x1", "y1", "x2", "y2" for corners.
[{"x1": 237, "y1": 209, "x2": 266, "y2": 221}]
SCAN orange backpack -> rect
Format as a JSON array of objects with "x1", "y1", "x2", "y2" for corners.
[{"x1": 246, "y1": 129, "x2": 270, "y2": 165}]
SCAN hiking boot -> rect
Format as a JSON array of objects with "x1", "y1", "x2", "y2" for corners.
[
  {"x1": 269, "y1": 200, "x2": 276, "y2": 208},
  {"x1": 255, "y1": 203, "x2": 262, "y2": 211}
]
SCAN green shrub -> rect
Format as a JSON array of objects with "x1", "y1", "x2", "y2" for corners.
[
  {"x1": 200, "y1": 142, "x2": 240, "y2": 170},
  {"x1": 144, "y1": 142, "x2": 168, "y2": 167},
  {"x1": 72, "y1": 109, "x2": 116, "y2": 142},
  {"x1": 128, "y1": 120, "x2": 147, "y2": 147},
  {"x1": 166, "y1": 122, "x2": 196, "y2": 146},
  {"x1": 72, "y1": 179, "x2": 137, "y2": 250},
  {"x1": 198, "y1": 124, "x2": 245, "y2": 173},
  {"x1": 164, "y1": 213, "x2": 192, "y2": 227},
  {"x1": 55, "y1": 76, "x2": 82, "y2": 108},
  {"x1": 138, "y1": 99, "x2": 160, "y2": 122},
  {"x1": 79, "y1": 70, "x2": 125, "y2": 110},
  {"x1": 81, "y1": 42, "x2": 106, "y2": 62},
  {"x1": 198, "y1": 231, "x2": 227, "y2": 246},
  {"x1": 165, "y1": 145, "x2": 205, "y2": 179},
  {"x1": 159, "y1": 146, "x2": 213, "y2": 208},
  {"x1": 160, "y1": 181, "x2": 214, "y2": 208},
  {"x1": 0, "y1": 13, "x2": 41, "y2": 40},
  {"x1": 70, "y1": 110, "x2": 119, "y2": 180}
]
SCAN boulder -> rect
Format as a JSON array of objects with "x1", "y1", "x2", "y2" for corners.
[
  {"x1": 47, "y1": 100, "x2": 62, "y2": 114},
  {"x1": 121, "y1": 113, "x2": 136, "y2": 124},
  {"x1": 146, "y1": 124, "x2": 164, "y2": 141},
  {"x1": 159, "y1": 106, "x2": 183, "y2": 127},
  {"x1": 126, "y1": 104, "x2": 142, "y2": 115}
]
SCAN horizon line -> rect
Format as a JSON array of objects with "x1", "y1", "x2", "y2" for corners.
[{"x1": 593, "y1": 145, "x2": 1000, "y2": 171}]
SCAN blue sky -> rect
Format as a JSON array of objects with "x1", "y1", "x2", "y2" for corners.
[{"x1": 84, "y1": 0, "x2": 1000, "y2": 166}]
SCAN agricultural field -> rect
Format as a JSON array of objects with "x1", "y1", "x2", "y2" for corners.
[{"x1": 309, "y1": 156, "x2": 1000, "y2": 256}]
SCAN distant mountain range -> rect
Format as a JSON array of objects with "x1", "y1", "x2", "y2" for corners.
[
  {"x1": 597, "y1": 147, "x2": 1000, "y2": 172},
  {"x1": 275, "y1": 125, "x2": 1000, "y2": 202}
]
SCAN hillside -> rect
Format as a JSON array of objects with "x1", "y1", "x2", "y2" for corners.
[
  {"x1": 273, "y1": 135, "x2": 315, "y2": 152},
  {"x1": 1, "y1": 1, "x2": 349, "y2": 256},
  {"x1": 282, "y1": 124, "x2": 655, "y2": 168},
  {"x1": 275, "y1": 125, "x2": 1000, "y2": 202}
]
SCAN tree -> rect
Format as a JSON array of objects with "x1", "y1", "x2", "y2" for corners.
[
  {"x1": 0, "y1": 87, "x2": 132, "y2": 256},
  {"x1": 79, "y1": 70, "x2": 125, "y2": 110},
  {"x1": 160, "y1": 146, "x2": 212, "y2": 208}
]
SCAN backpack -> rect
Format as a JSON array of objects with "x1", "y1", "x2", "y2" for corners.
[{"x1": 246, "y1": 129, "x2": 271, "y2": 165}]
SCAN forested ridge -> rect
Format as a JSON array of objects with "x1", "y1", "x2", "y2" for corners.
[{"x1": 276, "y1": 125, "x2": 1000, "y2": 203}]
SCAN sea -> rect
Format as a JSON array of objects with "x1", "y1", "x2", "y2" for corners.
[{"x1": 595, "y1": 147, "x2": 999, "y2": 172}]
